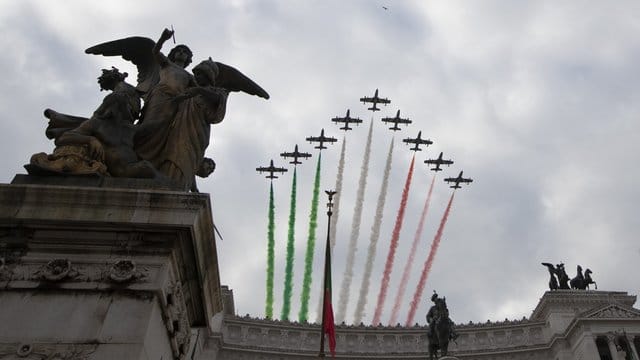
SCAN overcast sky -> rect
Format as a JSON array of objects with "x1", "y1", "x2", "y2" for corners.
[{"x1": 1, "y1": 1, "x2": 639, "y2": 326}]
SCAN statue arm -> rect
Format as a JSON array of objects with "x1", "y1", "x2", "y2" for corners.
[{"x1": 153, "y1": 28, "x2": 173, "y2": 67}]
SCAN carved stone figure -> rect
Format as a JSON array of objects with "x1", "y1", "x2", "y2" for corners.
[
  {"x1": 556, "y1": 263, "x2": 570, "y2": 289},
  {"x1": 28, "y1": 67, "x2": 166, "y2": 180},
  {"x1": 570, "y1": 265, "x2": 597, "y2": 290},
  {"x1": 541, "y1": 262, "x2": 559, "y2": 290},
  {"x1": 85, "y1": 28, "x2": 270, "y2": 190},
  {"x1": 426, "y1": 292, "x2": 457, "y2": 359},
  {"x1": 139, "y1": 58, "x2": 229, "y2": 190},
  {"x1": 543, "y1": 262, "x2": 595, "y2": 291},
  {"x1": 27, "y1": 28, "x2": 269, "y2": 191}
]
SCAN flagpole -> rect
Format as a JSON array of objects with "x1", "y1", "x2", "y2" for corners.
[{"x1": 319, "y1": 190, "x2": 336, "y2": 358}]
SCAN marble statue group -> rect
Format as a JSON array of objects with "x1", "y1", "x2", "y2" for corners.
[{"x1": 27, "y1": 28, "x2": 269, "y2": 192}]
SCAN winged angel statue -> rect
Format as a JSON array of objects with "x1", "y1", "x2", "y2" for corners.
[{"x1": 28, "y1": 28, "x2": 269, "y2": 191}]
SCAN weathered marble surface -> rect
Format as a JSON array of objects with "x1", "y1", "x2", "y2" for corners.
[
  {"x1": 0, "y1": 180, "x2": 222, "y2": 359},
  {"x1": 206, "y1": 290, "x2": 640, "y2": 359}
]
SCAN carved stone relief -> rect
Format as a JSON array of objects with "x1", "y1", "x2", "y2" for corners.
[
  {"x1": 164, "y1": 282, "x2": 192, "y2": 358},
  {"x1": 0, "y1": 343, "x2": 97, "y2": 360},
  {"x1": 0, "y1": 258, "x2": 149, "y2": 284}
]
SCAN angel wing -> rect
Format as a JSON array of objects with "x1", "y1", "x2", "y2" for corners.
[
  {"x1": 541, "y1": 262, "x2": 556, "y2": 275},
  {"x1": 215, "y1": 62, "x2": 270, "y2": 99},
  {"x1": 85, "y1": 37, "x2": 159, "y2": 96}
]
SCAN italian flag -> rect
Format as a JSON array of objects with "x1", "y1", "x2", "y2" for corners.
[{"x1": 322, "y1": 231, "x2": 336, "y2": 357}]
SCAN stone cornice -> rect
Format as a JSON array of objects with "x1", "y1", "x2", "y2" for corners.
[
  {"x1": 0, "y1": 183, "x2": 212, "y2": 228},
  {"x1": 217, "y1": 291, "x2": 640, "y2": 358},
  {"x1": 220, "y1": 314, "x2": 549, "y2": 356},
  {"x1": 530, "y1": 290, "x2": 636, "y2": 321},
  {"x1": 0, "y1": 182, "x2": 223, "y2": 328},
  {"x1": 581, "y1": 303, "x2": 640, "y2": 320}
]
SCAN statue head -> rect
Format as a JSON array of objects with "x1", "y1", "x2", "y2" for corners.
[
  {"x1": 98, "y1": 67, "x2": 128, "y2": 91},
  {"x1": 193, "y1": 58, "x2": 219, "y2": 87},
  {"x1": 431, "y1": 291, "x2": 439, "y2": 302},
  {"x1": 168, "y1": 44, "x2": 193, "y2": 68}
]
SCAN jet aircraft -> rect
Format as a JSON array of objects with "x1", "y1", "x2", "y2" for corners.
[
  {"x1": 444, "y1": 171, "x2": 473, "y2": 189},
  {"x1": 402, "y1": 131, "x2": 433, "y2": 151},
  {"x1": 360, "y1": 89, "x2": 391, "y2": 112},
  {"x1": 256, "y1": 160, "x2": 288, "y2": 179},
  {"x1": 331, "y1": 109, "x2": 363, "y2": 131},
  {"x1": 306, "y1": 129, "x2": 337, "y2": 150},
  {"x1": 381, "y1": 110, "x2": 412, "y2": 131},
  {"x1": 424, "y1": 152, "x2": 454, "y2": 172},
  {"x1": 280, "y1": 144, "x2": 312, "y2": 165}
]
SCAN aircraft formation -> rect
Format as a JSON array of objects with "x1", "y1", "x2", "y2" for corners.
[
  {"x1": 424, "y1": 152, "x2": 453, "y2": 172},
  {"x1": 281, "y1": 145, "x2": 311, "y2": 165},
  {"x1": 256, "y1": 160, "x2": 288, "y2": 179},
  {"x1": 256, "y1": 88, "x2": 473, "y2": 189},
  {"x1": 306, "y1": 128, "x2": 338, "y2": 150},
  {"x1": 255, "y1": 88, "x2": 474, "y2": 325},
  {"x1": 331, "y1": 109, "x2": 363, "y2": 131}
]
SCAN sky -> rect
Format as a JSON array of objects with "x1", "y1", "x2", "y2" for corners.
[{"x1": 1, "y1": 0, "x2": 639, "y2": 326}]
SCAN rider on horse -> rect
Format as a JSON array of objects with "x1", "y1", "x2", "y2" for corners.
[{"x1": 426, "y1": 292, "x2": 457, "y2": 346}]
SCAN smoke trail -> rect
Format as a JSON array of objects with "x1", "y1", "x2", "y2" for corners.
[
  {"x1": 266, "y1": 182, "x2": 276, "y2": 319},
  {"x1": 336, "y1": 120, "x2": 373, "y2": 323},
  {"x1": 353, "y1": 139, "x2": 395, "y2": 324},
  {"x1": 299, "y1": 154, "x2": 322, "y2": 323},
  {"x1": 330, "y1": 137, "x2": 346, "y2": 254},
  {"x1": 405, "y1": 192, "x2": 455, "y2": 326},
  {"x1": 281, "y1": 167, "x2": 298, "y2": 321},
  {"x1": 389, "y1": 175, "x2": 436, "y2": 325},
  {"x1": 372, "y1": 155, "x2": 416, "y2": 325},
  {"x1": 317, "y1": 136, "x2": 347, "y2": 323}
]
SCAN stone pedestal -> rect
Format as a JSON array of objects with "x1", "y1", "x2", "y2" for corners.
[{"x1": 0, "y1": 178, "x2": 223, "y2": 359}]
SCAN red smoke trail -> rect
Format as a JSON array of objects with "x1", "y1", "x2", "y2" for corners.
[
  {"x1": 372, "y1": 155, "x2": 416, "y2": 325},
  {"x1": 388, "y1": 175, "x2": 436, "y2": 325},
  {"x1": 405, "y1": 191, "x2": 455, "y2": 326}
]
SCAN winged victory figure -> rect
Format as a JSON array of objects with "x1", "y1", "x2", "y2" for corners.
[{"x1": 84, "y1": 28, "x2": 270, "y2": 190}]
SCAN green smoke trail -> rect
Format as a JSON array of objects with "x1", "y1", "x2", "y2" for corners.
[
  {"x1": 265, "y1": 182, "x2": 275, "y2": 319},
  {"x1": 281, "y1": 167, "x2": 297, "y2": 321},
  {"x1": 299, "y1": 153, "x2": 322, "y2": 322}
]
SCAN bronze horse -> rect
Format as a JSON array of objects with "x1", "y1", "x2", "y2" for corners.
[
  {"x1": 428, "y1": 300, "x2": 456, "y2": 359},
  {"x1": 570, "y1": 265, "x2": 597, "y2": 290}
]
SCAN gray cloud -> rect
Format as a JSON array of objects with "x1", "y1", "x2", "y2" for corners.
[{"x1": 1, "y1": 0, "x2": 638, "y2": 326}]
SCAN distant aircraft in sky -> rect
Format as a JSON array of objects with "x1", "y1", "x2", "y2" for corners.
[
  {"x1": 402, "y1": 130, "x2": 433, "y2": 151},
  {"x1": 444, "y1": 171, "x2": 473, "y2": 189},
  {"x1": 280, "y1": 144, "x2": 312, "y2": 165},
  {"x1": 306, "y1": 128, "x2": 337, "y2": 150},
  {"x1": 360, "y1": 89, "x2": 391, "y2": 112},
  {"x1": 424, "y1": 152, "x2": 454, "y2": 172},
  {"x1": 256, "y1": 160, "x2": 288, "y2": 179},
  {"x1": 331, "y1": 109, "x2": 363, "y2": 131},
  {"x1": 381, "y1": 110, "x2": 412, "y2": 131}
]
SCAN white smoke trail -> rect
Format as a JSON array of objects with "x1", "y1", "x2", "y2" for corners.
[
  {"x1": 353, "y1": 138, "x2": 394, "y2": 324},
  {"x1": 335, "y1": 120, "x2": 373, "y2": 323},
  {"x1": 330, "y1": 136, "x2": 346, "y2": 254},
  {"x1": 316, "y1": 136, "x2": 347, "y2": 323}
]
